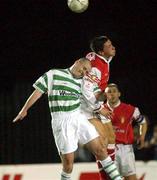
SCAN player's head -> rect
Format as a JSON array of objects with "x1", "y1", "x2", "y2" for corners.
[
  {"x1": 71, "y1": 57, "x2": 91, "y2": 78},
  {"x1": 105, "y1": 83, "x2": 121, "y2": 104},
  {"x1": 90, "y1": 36, "x2": 116, "y2": 58}
]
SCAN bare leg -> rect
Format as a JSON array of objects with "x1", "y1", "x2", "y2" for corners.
[
  {"x1": 60, "y1": 152, "x2": 75, "y2": 180},
  {"x1": 85, "y1": 137, "x2": 122, "y2": 180},
  {"x1": 125, "y1": 174, "x2": 137, "y2": 180},
  {"x1": 104, "y1": 122, "x2": 115, "y2": 144},
  {"x1": 89, "y1": 118, "x2": 108, "y2": 147},
  {"x1": 89, "y1": 118, "x2": 116, "y2": 180}
]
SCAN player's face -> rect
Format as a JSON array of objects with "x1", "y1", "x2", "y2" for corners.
[
  {"x1": 99, "y1": 40, "x2": 116, "y2": 58},
  {"x1": 105, "y1": 86, "x2": 120, "y2": 104},
  {"x1": 73, "y1": 60, "x2": 92, "y2": 78}
]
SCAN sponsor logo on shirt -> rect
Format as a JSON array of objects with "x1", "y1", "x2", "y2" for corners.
[
  {"x1": 59, "y1": 90, "x2": 80, "y2": 98},
  {"x1": 116, "y1": 129, "x2": 125, "y2": 133}
]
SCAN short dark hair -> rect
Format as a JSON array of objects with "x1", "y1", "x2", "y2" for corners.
[
  {"x1": 106, "y1": 83, "x2": 119, "y2": 91},
  {"x1": 90, "y1": 36, "x2": 109, "y2": 54}
]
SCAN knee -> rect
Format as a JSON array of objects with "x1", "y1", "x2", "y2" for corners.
[
  {"x1": 94, "y1": 145, "x2": 108, "y2": 159},
  {"x1": 63, "y1": 160, "x2": 73, "y2": 173}
]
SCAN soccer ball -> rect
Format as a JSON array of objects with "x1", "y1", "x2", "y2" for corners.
[{"x1": 67, "y1": 0, "x2": 89, "y2": 13}]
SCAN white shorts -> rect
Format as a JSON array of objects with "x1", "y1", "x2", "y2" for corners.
[
  {"x1": 99, "y1": 114, "x2": 111, "y2": 124},
  {"x1": 80, "y1": 100, "x2": 95, "y2": 119},
  {"x1": 51, "y1": 110, "x2": 99, "y2": 154},
  {"x1": 80, "y1": 109, "x2": 95, "y2": 119},
  {"x1": 115, "y1": 144, "x2": 136, "y2": 177}
]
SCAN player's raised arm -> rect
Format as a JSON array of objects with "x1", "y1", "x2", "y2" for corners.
[{"x1": 13, "y1": 89, "x2": 43, "y2": 123}]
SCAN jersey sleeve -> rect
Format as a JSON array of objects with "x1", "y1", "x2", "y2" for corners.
[
  {"x1": 33, "y1": 70, "x2": 52, "y2": 94},
  {"x1": 132, "y1": 107, "x2": 146, "y2": 124},
  {"x1": 81, "y1": 75, "x2": 101, "y2": 111},
  {"x1": 91, "y1": 67, "x2": 101, "y2": 81}
]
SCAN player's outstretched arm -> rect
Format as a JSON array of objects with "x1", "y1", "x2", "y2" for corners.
[{"x1": 13, "y1": 89, "x2": 43, "y2": 123}]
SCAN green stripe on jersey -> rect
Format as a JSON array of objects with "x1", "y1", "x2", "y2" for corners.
[
  {"x1": 50, "y1": 103, "x2": 80, "y2": 112},
  {"x1": 35, "y1": 82, "x2": 47, "y2": 92},
  {"x1": 48, "y1": 95, "x2": 78, "y2": 101},
  {"x1": 42, "y1": 73, "x2": 48, "y2": 87},
  {"x1": 53, "y1": 74, "x2": 81, "y2": 87}
]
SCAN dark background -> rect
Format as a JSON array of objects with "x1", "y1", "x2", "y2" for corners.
[{"x1": 0, "y1": 0, "x2": 157, "y2": 164}]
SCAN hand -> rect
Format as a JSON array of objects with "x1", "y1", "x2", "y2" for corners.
[
  {"x1": 136, "y1": 136, "x2": 145, "y2": 149},
  {"x1": 13, "y1": 110, "x2": 27, "y2": 123},
  {"x1": 99, "y1": 107, "x2": 113, "y2": 119}
]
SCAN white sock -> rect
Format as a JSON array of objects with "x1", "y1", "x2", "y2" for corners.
[
  {"x1": 61, "y1": 171, "x2": 71, "y2": 180},
  {"x1": 107, "y1": 144, "x2": 115, "y2": 149},
  {"x1": 100, "y1": 156, "x2": 122, "y2": 180}
]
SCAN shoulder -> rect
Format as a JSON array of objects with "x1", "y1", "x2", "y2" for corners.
[
  {"x1": 120, "y1": 102, "x2": 135, "y2": 110},
  {"x1": 86, "y1": 52, "x2": 102, "y2": 63},
  {"x1": 86, "y1": 52, "x2": 96, "y2": 60},
  {"x1": 43, "y1": 69, "x2": 69, "y2": 81},
  {"x1": 49, "y1": 68, "x2": 69, "y2": 75}
]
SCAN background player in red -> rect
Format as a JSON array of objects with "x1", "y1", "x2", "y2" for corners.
[
  {"x1": 86, "y1": 36, "x2": 116, "y2": 179},
  {"x1": 104, "y1": 83, "x2": 147, "y2": 180}
]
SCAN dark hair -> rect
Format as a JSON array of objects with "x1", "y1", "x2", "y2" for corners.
[
  {"x1": 106, "y1": 83, "x2": 119, "y2": 91},
  {"x1": 90, "y1": 36, "x2": 109, "y2": 54}
]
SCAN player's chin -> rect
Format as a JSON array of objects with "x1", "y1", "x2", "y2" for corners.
[
  {"x1": 112, "y1": 52, "x2": 116, "y2": 56},
  {"x1": 111, "y1": 50, "x2": 116, "y2": 56}
]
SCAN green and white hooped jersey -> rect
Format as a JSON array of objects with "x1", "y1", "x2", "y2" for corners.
[{"x1": 33, "y1": 68, "x2": 82, "y2": 114}]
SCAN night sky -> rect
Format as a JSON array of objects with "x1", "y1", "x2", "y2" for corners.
[{"x1": 1, "y1": 0, "x2": 157, "y2": 149}]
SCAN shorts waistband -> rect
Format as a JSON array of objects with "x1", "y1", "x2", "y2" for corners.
[{"x1": 116, "y1": 143, "x2": 132, "y2": 145}]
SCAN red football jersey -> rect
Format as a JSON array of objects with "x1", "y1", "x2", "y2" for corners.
[
  {"x1": 86, "y1": 52, "x2": 112, "y2": 91},
  {"x1": 105, "y1": 102, "x2": 136, "y2": 144}
]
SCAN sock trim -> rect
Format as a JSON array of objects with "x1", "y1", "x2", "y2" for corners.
[{"x1": 107, "y1": 144, "x2": 115, "y2": 149}]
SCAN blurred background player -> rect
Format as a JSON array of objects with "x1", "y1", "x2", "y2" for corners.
[
  {"x1": 103, "y1": 83, "x2": 147, "y2": 180},
  {"x1": 85, "y1": 35, "x2": 116, "y2": 179}
]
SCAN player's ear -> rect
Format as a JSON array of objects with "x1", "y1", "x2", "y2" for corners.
[{"x1": 118, "y1": 92, "x2": 121, "y2": 97}]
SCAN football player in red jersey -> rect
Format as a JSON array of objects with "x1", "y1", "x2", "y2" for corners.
[
  {"x1": 85, "y1": 36, "x2": 116, "y2": 179},
  {"x1": 86, "y1": 36, "x2": 115, "y2": 91},
  {"x1": 103, "y1": 83, "x2": 147, "y2": 180}
]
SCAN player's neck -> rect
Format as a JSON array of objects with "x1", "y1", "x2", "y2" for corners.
[
  {"x1": 103, "y1": 55, "x2": 110, "y2": 61},
  {"x1": 107, "y1": 100, "x2": 121, "y2": 109},
  {"x1": 98, "y1": 54, "x2": 109, "y2": 60},
  {"x1": 96, "y1": 53, "x2": 112, "y2": 63}
]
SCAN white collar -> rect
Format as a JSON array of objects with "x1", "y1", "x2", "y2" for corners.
[
  {"x1": 96, "y1": 53, "x2": 113, "y2": 64},
  {"x1": 107, "y1": 100, "x2": 121, "y2": 111},
  {"x1": 69, "y1": 65, "x2": 73, "y2": 71}
]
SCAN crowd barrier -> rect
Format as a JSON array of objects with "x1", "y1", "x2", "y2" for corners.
[{"x1": 0, "y1": 161, "x2": 157, "y2": 180}]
